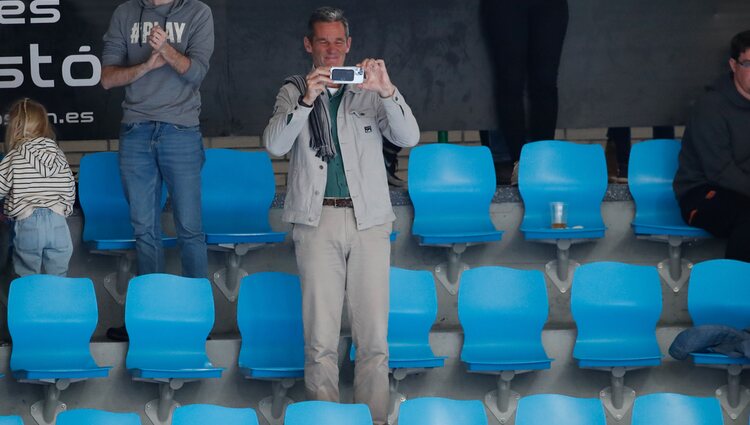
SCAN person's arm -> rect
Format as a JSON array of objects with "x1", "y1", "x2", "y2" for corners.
[
  {"x1": 101, "y1": 52, "x2": 166, "y2": 90},
  {"x1": 263, "y1": 68, "x2": 333, "y2": 157},
  {"x1": 358, "y1": 58, "x2": 420, "y2": 147},
  {"x1": 687, "y1": 101, "x2": 750, "y2": 197},
  {"x1": 149, "y1": 5, "x2": 214, "y2": 85}
]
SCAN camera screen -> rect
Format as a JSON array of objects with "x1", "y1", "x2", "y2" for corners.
[{"x1": 331, "y1": 69, "x2": 355, "y2": 81}]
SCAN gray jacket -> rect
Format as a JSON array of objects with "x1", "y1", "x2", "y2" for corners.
[
  {"x1": 102, "y1": 0, "x2": 214, "y2": 127},
  {"x1": 263, "y1": 83, "x2": 420, "y2": 230}
]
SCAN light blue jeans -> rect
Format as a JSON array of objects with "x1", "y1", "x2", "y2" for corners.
[
  {"x1": 119, "y1": 121, "x2": 208, "y2": 278},
  {"x1": 13, "y1": 208, "x2": 73, "y2": 276}
]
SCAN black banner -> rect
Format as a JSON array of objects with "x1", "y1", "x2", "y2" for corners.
[{"x1": 1, "y1": 0, "x2": 749, "y2": 140}]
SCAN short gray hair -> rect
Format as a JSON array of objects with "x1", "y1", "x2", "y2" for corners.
[{"x1": 307, "y1": 6, "x2": 349, "y2": 40}]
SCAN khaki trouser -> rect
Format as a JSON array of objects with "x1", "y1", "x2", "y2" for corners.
[{"x1": 293, "y1": 206, "x2": 391, "y2": 425}]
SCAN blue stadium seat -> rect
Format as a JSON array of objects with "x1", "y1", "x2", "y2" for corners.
[
  {"x1": 0, "y1": 417, "x2": 23, "y2": 425},
  {"x1": 629, "y1": 139, "x2": 710, "y2": 292},
  {"x1": 350, "y1": 268, "x2": 446, "y2": 423},
  {"x1": 9, "y1": 275, "x2": 111, "y2": 425},
  {"x1": 283, "y1": 401, "x2": 372, "y2": 425},
  {"x1": 408, "y1": 144, "x2": 503, "y2": 294},
  {"x1": 238, "y1": 272, "x2": 303, "y2": 425},
  {"x1": 518, "y1": 140, "x2": 607, "y2": 292},
  {"x1": 172, "y1": 404, "x2": 259, "y2": 425},
  {"x1": 78, "y1": 152, "x2": 176, "y2": 304},
  {"x1": 56, "y1": 409, "x2": 141, "y2": 425},
  {"x1": 571, "y1": 262, "x2": 662, "y2": 419},
  {"x1": 458, "y1": 266, "x2": 552, "y2": 423},
  {"x1": 632, "y1": 393, "x2": 723, "y2": 425},
  {"x1": 202, "y1": 149, "x2": 286, "y2": 301},
  {"x1": 515, "y1": 394, "x2": 606, "y2": 425},
  {"x1": 125, "y1": 274, "x2": 223, "y2": 425},
  {"x1": 687, "y1": 259, "x2": 750, "y2": 419},
  {"x1": 399, "y1": 398, "x2": 488, "y2": 425}
]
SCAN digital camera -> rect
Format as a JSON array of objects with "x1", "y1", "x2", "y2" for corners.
[{"x1": 330, "y1": 66, "x2": 365, "y2": 84}]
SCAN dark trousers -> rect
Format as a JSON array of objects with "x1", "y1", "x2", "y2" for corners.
[
  {"x1": 481, "y1": 0, "x2": 569, "y2": 161},
  {"x1": 608, "y1": 126, "x2": 674, "y2": 176},
  {"x1": 679, "y1": 185, "x2": 750, "y2": 262}
]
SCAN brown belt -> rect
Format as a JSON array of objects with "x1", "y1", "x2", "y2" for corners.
[{"x1": 322, "y1": 198, "x2": 354, "y2": 208}]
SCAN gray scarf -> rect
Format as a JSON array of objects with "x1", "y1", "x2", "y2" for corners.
[{"x1": 284, "y1": 75, "x2": 336, "y2": 163}]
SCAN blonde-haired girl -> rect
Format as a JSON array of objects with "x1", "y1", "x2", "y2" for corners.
[{"x1": 0, "y1": 98, "x2": 75, "y2": 276}]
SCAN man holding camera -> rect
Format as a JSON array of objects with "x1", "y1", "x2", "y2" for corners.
[{"x1": 263, "y1": 6, "x2": 419, "y2": 423}]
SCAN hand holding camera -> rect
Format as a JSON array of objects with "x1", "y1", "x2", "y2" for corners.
[
  {"x1": 302, "y1": 67, "x2": 333, "y2": 106},
  {"x1": 357, "y1": 58, "x2": 395, "y2": 98}
]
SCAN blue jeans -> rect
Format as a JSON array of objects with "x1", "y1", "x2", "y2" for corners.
[
  {"x1": 119, "y1": 121, "x2": 207, "y2": 278},
  {"x1": 13, "y1": 208, "x2": 73, "y2": 276}
]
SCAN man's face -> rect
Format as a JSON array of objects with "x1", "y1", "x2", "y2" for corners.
[
  {"x1": 304, "y1": 21, "x2": 351, "y2": 68},
  {"x1": 730, "y1": 48, "x2": 750, "y2": 100}
]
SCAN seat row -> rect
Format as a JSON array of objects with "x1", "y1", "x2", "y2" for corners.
[
  {"x1": 78, "y1": 139, "x2": 700, "y2": 306},
  {"x1": 5, "y1": 258, "x2": 749, "y2": 424},
  {"x1": 0, "y1": 393, "x2": 730, "y2": 425},
  {"x1": 410, "y1": 138, "x2": 706, "y2": 294}
]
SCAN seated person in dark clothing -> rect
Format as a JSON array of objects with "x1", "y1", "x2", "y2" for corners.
[{"x1": 674, "y1": 30, "x2": 750, "y2": 262}]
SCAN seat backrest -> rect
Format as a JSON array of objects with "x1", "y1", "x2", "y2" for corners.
[
  {"x1": 56, "y1": 409, "x2": 142, "y2": 425},
  {"x1": 0, "y1": 416, "x2": 24, "y2": 425},
  {"x1": 515, "y1": 394, "x2": 606, "y2": 425},
  {"x1": 399, "y1": 398, "x2": 488, "y2": 425},
  {"x1": 389, "y1": 267, "x2": 438, "y2": 350},
  {"x1": 283, "y1": 401, "x2": 372, "y2": 425},
  {"x1": 237, "y1": 272, "x2": 304, "y2": 370},
  {"x1": 572, "y1": 262, "x2": 662, "y2": 343},
  {"x1": 688, "y1": 259, "x2": 750, "y2": 328},
  {"x1": 79, "y1": 152, "x2": 167, "y2": 242},
  {"x1": 9, "y1": 275, "x2": 99, "y2": 372},
  {"x1": 78, "y1": 152, "x2": 133, "y2": 242},
  {"x1": 458, "y1": 266, "x2": 548, "y2": 354},
  {"x1": 201, "y1": 149, "x2": 276, "y2": 234},
  {"x1": 519, "y1": 140, "x2": 607, "y2": 230},
  {"x1": 408, "y1": 144, "x2": 496, "y2": 235},
  {"x1": 125, "y1": 274, "x2": 215, "y2": 370},
  {"x1": 173, "y1": 404, "x2": 259, "y2": 425},
  {"x1": 632, "y1": 393, "x2": 723, "y2": 425},
  {"x1": 628, "y1": 139, "x2": 688, "y2": 227}
]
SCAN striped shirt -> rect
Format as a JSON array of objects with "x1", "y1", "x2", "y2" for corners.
[{"x1": 0, "y1": 137, "x2": 75, "y2": 220}]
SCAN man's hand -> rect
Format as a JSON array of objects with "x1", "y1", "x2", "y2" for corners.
[
  {"x1": 358, "y1": 58, "x2": 395, "y2": 98},
  {"x1": 302, "y1": 67, "x2": 333, "y2": 106},
  {"x1": 145, "y1": 50, "x2": 167, "y2": 71},
  {"x1": 148, "y1": 24, "x2": 169, "y2": 53}
]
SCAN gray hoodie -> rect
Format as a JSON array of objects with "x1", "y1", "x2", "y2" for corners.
[{"x1": 102, "y1": 0, "x2": 214, "y2": 127}]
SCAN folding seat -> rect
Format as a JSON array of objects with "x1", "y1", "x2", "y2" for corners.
[
  {"x1": 56, "y1": 409, "x2": 141, "y2": 425},
  {"x1": 687, "y1": 259, "x2": 750, "y2": 420},
  {"x1": 408, "y1": 144, "x2": 503, "y2": 294},
  {"x1": 79, "y1": 152, "x2": 176, "y2": 304},
  {"x1": 202, "y1": 149, "x2": 286, "y2": 301},
  {"x1": 283, "y1": 401, "x2": 372, "y2": 425},
  {"x1": 350, "y1": 268, "x2": 446, "y2": 423},
  {"x1": 571, "y1": 262, "x2": 662, "y2": 420},
  {"x1": 515, "y1": 394, "x2": 606, "y2": 425},
  {"x1": 458, "y1": 266, "x2": 552, "y2": 423},
  {"x1": 237, "y1": 272, "x2": 304, "y2": 425},
  {"x1": 399, "y1": 397, "x2": 488, "y2": 425},
  {"x1": 629, "y1": 139, "x2": 709, "y2": 292},
  {"x1": 632, "y1": 393, "x2": 723, "y2": 425},
  {"x1": 518, "y1": 140, "x2": 607, "y2": 292},
  {"x1": 172, "y1": 404, "x2": 259, "y2": 425},
  {"x1": 8, "y1": 275, "x2": 111, "y2": 425},
  {"x1": 0, "y1": 416, "x2": 24, "y2": 425},
  {"x1": 125, "y1": 274, "x2": 223, "y2": 425}
]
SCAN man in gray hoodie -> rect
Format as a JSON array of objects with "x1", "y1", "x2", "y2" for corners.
[
  {"x1": 100, "y1": 0, "x2": 213, "y2": 282},
  {"x1": 674, "y1": 30, "x2": 750, "y2": 262}
]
